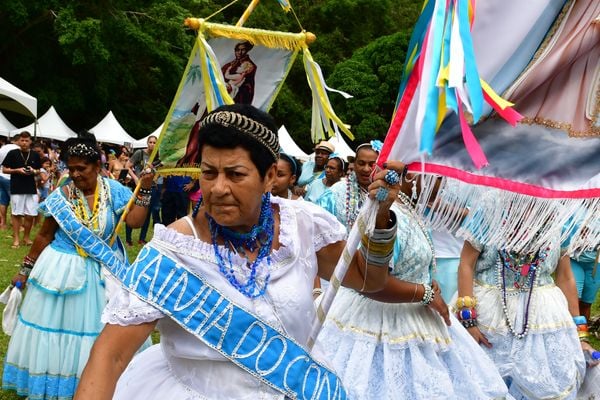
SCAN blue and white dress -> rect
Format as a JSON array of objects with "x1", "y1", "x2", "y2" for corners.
[
  {"x1": 318, "y1": 195, "x2": 507, "y2": 400},
  {"x1": 2, "y1": 177, "x2": 133, "y2": 399},
  {"x1": 316, "y1": 198, "x2": 509, "y2": 399},
  {"x1": 468, "y1": 237, "x2": 586, "y2": 400}
]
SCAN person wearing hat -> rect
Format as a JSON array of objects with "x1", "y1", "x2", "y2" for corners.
[{"x1": 297, "y1": 140, "x2": 335, "y2": 190}]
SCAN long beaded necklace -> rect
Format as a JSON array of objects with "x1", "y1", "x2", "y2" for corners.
[
  {"x1": 397, "y1": 191, "x2": 437, "y2": 272},
  {"x1": 496, "y1": 248, "x2": 548, "y2": 339},
  {"x1": 69, "y1": 177, "x2": 109, "y2": 257},
  {"x1": 345, "y1": 172, "x2": 367, "y2": 229},
  {"x1": 207, "y1": 193, "x2": 274, "y2": 298}
]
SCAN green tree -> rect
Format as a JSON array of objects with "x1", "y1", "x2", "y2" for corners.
[
  {"x1": 0, "y1": 0, "x2": 420, "y2": 146},
  {"x1": 326, "y1": 31, "x2": 415, "y2": 143}
]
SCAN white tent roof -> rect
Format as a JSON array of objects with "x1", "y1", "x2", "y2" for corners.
[
  {"x1": 12, "y1": 106, "x2": 77, "y2": 141},
  {"x1": 278, "y1": 126, "x2": 309, "y2": 162},
  {"x1": 0, "y1": 112, "x2": 17, "y2": 136},
  {"x1": 0, "y1": 77, "x2": 37, "y2": 117},
  {"x1": 133, "y1": 123, "x2": 164, "y2": 149},
  {"x1": 327, "y1": 134, "x2": 355, "y2": 160},
  {"x1": 89, "y1": 111, "x2": 137, "y2": 145}
]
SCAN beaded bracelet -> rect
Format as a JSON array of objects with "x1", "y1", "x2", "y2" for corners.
[
  {"x1": 19, "y1": 264, "x2": 33, "y2": 277},
  {"x1": 455, "y1": 296, "x2": 477, "y2": 309},
  {"x1": 134, "y1": 194, "x2": 151, "y2": 208},
  {"x1": 457, "y1": 308, "x2": 477, "y2": 321},
  {"x1": 139, "y1": 187, "x2": 153, "y2": 196},
  {"x1": 461, "y1": 318, "x2": 478, "y2": 328},
  {"x1": 421, "y1": 284, "x2": 434, "y2": 306},
  {"x1": 312, "y1": 288, "x2": 323, "y2": 297},
  {"x1": 573, "y1": 316, "x2": 587, "y2": 325}
]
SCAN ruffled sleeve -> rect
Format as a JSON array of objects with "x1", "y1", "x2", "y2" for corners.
[
  {"x1": 107, "y1": 178, "x2": 133, "y2": 215},
  {"x1": 292, "y1": 200, "x2": 346, "y2": 252},
  {"x1": 102, "y1": 273, "x2": 165, "y2": 326}
]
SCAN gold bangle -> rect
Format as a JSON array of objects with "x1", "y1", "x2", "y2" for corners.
[{"x1": 360, "y1": 234, "x2": 395, "y2": 255}]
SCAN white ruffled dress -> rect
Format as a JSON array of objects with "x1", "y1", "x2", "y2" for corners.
[
  {"x1": 316, "y1": 202, "x2": 510, "y2": 399},
  {"x1": 468, "y1": 239, "x2": 586, "y2": 399},
  {"x1": 102, "y1": 197, "x2": 347, "y2": 399}
]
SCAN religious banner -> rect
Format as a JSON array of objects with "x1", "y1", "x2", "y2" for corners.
[
  {"x1": 154, "y1": 18, "x2": 353, "y2": 177},
  {"x1": 156, "y1": 22, "x2": 300, "y2": 176}
]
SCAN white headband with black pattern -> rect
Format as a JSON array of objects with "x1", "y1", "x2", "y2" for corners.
[
  {"x1": 67, "y1": 143, "x2": 100, "y2": 159},
  {"x1": 200, "y1": 111, "x2": 279, "y2": 161}
]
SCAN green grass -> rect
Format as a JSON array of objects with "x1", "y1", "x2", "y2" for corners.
[{"x1": 0, "y1": 224, "x2": 597, "y2": 399}]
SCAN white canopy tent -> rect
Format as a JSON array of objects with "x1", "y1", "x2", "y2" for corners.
[
  {"x1": 307, "y1": 134, "x2": 356, "y2": 162},
  {"x1": 278, "y1": 125, "x2": 309, "y2": 161},
  {"x1": 328, "y1": 133, "x2": 355, "y2": 160},
  {"x1": 89, "y1": 111, "x2": 137, "y2": 146},
  {"x1": 12, "y1": 106, "x2": 77, "y2": 141},
  {"x1": 133, "y1": 123, "x2": 164, "y2": 149},
  {"x1": 0, "y1": 77, "x2": 37, "y2": 117},
  {"x1": 0, "y1": 112, "x2": 17, "y2": 136}
]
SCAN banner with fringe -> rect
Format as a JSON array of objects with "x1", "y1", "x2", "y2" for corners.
[
  {"x1": 154, "y1": 19, "x2": 354, "y2": 177},
  {"x1": 380, "y1": 0, "x2": 600, "y2": 254},
  {"x1": 155, "y1": 20, "x2": 302, "y2": 176}
]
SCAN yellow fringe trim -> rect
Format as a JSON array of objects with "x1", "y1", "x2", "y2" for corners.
[
  {"x1": 185, "y1": 18, "x2": 315, "y2": 51},
  {"x1": 158, "y1": 167, "x2": 203, "y2": 179}
]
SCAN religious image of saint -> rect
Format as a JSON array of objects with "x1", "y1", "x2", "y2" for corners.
[{"x1": 221, "y1": 41, "x2": 257, "y2": 104}]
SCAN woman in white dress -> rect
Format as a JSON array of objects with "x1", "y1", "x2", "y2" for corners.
[{"x1": 74, "y1": 103, "x2": 403, "y2": 400}]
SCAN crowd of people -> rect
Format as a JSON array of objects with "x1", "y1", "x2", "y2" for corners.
[{"x1": 0, "y1": 104, "x2": 598, "y2": 400}]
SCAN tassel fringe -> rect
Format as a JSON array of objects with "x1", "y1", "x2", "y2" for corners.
[{"x1": 414, "y1": 175, "x2": 600, "y2": 255}]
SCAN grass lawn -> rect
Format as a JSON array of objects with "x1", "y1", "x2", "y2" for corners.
[{"x1": 0, "y1": 223, "x2": 598, "y2": 399}]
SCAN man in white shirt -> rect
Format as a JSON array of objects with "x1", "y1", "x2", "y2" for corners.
[{"x1": 0, "y1": 135, "x2": 20, "y2": 230}]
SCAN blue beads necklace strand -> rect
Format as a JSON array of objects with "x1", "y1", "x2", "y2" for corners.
[
  {"x1": 206, "y1": 193, "x2": 274, "y2": 298},
  {"x1": 497, "y1": 248, "x2": 548, "y2": 339}
]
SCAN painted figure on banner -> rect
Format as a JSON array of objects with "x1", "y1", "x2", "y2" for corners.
[
  {"x1": 221, "y1": 41, "x2": 257, "y2": 104},
  {"x1": 170, "y1": 38, "x2": 290, "y2": 170}
]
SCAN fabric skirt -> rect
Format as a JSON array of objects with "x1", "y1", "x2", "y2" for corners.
[
  {"x1": 473, "y1": 283, "x2": 586, "y2": 400},
  {"x1": 316, "y1": 287, "x2": 509, "y2": 400},
  {"x1": 2, "y1": 245, "x2": 105, "y2": 399}
]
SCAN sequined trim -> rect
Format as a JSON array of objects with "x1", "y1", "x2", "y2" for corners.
[{"x1": 328, "y1": 318, "x2": 452, "y2": 345}]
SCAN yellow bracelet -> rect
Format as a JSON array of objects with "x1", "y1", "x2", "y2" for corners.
[
  {"x1": 455, "y1": 296, "x2": 477, "y2": 309},
  {"x1": 360, "y1": 234, "x2": 395, "y2": 256}
]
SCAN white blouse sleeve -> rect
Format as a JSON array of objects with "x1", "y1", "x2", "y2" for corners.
[
  {"x1": 101, "y1": 273, "x2": 165, "y2": 325},
  {"x1": 296, "y1": 200, "x2": 347, "y2": 252}
]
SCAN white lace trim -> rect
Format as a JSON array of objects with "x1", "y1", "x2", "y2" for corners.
[
  {"x1": 102, "y1": 305, "x2": 164, "y2": 326},
  {"x1": 151, "y1": 197, "x2": 297, "y2": 273}
]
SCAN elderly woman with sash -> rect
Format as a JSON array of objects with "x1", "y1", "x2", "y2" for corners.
[
  {"x1": 2, "y1": 132, "x2": 154, "y2": 399},
  {"x1": 75, "y1": 103, "x2": 401, "y2": 400}
]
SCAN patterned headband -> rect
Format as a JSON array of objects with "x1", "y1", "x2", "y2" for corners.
[
  {"x1": 356, "y1": 139, "x2": 383, "y2": 154},
  {"x1": 67, "y1": 143, "x2": 100, "y2": 159},
  {"x1": 200, "y1": 111, "x2": 279, "y2": 161}
]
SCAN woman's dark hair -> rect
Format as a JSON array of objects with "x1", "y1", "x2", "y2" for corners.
[
  {"x1": 61, "y1": 131, "x2": 101, "y2": 164},
  {"x1": 279, "y1": 153, "x2": 302, "y2": 178},
  {"x1": 328, "y1": 156, "x2": 345, "y2": 174},
  {"x1": 197, "y1": 104, "x2": 279, "y2": 178}
]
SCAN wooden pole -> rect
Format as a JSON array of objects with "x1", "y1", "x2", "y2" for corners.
[{"x1": 236, "y1": 0, "x2": 261, "y2": 27}]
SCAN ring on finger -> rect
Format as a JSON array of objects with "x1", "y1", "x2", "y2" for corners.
[
  {"x1": 384, "y1": 170, "x2": 401, "y2": 186},
  {"x1": 375, "y1": 186, "x2": 389, "y2": 202}
]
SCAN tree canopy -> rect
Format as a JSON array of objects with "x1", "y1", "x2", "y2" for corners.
[{"x1": 0, "y1": 0, "x2": 420, "y2": 150}]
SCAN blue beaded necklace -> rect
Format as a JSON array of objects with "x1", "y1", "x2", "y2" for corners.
[{"x1": 207, "y1": 193, "x2": 274, "y2": 298}]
